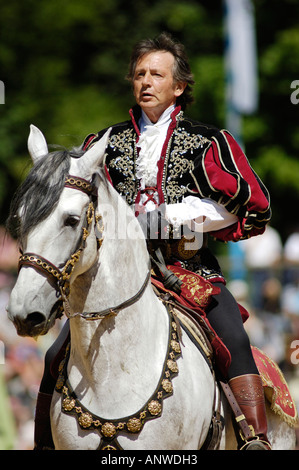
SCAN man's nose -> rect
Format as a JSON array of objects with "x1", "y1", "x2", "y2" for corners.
[{"x1": 142, "y1": 72, "x2": 152, "y2": 87}]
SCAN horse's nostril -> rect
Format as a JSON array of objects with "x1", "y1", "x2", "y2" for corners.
[
  {"x1": 12, "y1": 311, "x2": 49, "y2": 337},
  {"x1": 27, "y1": 311, "x2": 46, "y2": 327}
]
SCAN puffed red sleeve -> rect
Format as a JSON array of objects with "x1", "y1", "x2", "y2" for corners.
[
  {"x1": 194, "y1": 130, "x2": 271, "y2": 242},
  {"x1": 82, "y1": 132, "x2": 102, "y2": 150}
]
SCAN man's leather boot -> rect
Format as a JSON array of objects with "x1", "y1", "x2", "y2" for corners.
[{"x1": 229, "y1": 374, "x2": 271, "y2": 450}]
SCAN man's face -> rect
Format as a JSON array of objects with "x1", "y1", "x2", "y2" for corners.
[{"x1": 133, "y1": 51, "x2": 186, "y2": 123}]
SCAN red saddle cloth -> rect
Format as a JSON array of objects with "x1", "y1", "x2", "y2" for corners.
[
  {"x1": 151, "y1": 264, "x2": 232, "y2": 377},
  {"x1": 252, "y1": 346, "x2": 298, "y2": 426},
  {"x1": 152, "y1": 264, "x2": 221, "y2": 310}
]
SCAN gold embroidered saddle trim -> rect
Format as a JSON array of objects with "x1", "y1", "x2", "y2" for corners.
[{"x1": 55, "y1": 304, "x2": 182, "y2": 450}]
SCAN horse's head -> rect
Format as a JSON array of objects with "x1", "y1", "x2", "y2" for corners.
[{"x1": 7, "y1": 125, "x2": 110, "y2": 337}]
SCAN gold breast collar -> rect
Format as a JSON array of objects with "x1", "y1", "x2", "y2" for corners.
[{"x1": 55, "y1": 304, "x2": 182, "y2": 450}]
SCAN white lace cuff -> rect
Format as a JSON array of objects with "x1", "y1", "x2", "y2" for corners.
[{"x1": 165, "y1": 196, "x2": 238, "y2": 232}]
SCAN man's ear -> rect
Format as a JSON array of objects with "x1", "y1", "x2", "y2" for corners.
[{"x1": 174, "y1": 81, "x2": 187, "y2": 97}]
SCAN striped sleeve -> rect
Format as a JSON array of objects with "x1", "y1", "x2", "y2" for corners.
[{"x1": 198, "y1": 129, "x2": 271, "y2": 241}]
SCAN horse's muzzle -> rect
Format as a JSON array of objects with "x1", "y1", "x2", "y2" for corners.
[
  {"x1": 9, "y1": 310, "x2": 48, "y2": 337},
  {"x1": 7, "y1": 299, "x2": 62, "y2": 337}
]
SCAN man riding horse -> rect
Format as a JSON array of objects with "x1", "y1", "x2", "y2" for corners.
[{"x1": 35, "y1": 32, "x2": 272, "y2": 450}]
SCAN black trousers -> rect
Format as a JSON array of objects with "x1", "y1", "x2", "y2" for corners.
[{"x1": 207, "y1": 282, "x2": 258, "y2": 380}]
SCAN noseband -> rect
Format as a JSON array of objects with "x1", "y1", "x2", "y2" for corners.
[{"x1": 18, "y1": 175, "x2": 103, "y2": 319}]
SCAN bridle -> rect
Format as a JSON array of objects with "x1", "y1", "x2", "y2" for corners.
[
  {"x1": 18, "y1": 175, "x2": 100, "y2": 319},
  {"x1": 18, "y1": 174, "x2": 150, "y2": 322}
]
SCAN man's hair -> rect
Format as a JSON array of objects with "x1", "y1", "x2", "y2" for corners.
[{"x1": 127, "y1": 32, "x2": 195, "y2": 109}]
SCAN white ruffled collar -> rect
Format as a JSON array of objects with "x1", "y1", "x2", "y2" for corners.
[
  {"x1": 136, "y1": 105, "x2": 175, "y2": 190},
  {"x1": 139, "y1": 104, "x2": 175, "y2": 132}
]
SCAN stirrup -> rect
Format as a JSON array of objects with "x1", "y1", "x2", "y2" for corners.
[{"x1": 240, "y1": 438, "x2": 271, "y2": 450}]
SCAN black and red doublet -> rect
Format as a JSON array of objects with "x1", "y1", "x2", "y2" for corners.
[{"x1": 83, "y1": 104, "x2": 271, "y2": 244}]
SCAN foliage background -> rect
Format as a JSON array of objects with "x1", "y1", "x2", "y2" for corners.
[{"x1": 0, "y1": 0, "x2": 299, "y2": 241}]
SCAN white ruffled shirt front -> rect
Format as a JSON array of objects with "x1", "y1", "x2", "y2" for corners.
[{"x1": 136, "y1": 105, "x2": 238, "y2": 233}]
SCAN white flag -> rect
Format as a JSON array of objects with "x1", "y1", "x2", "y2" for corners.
[{"x1": 224, "y1": 0, "x2": 258, "y2": 114}]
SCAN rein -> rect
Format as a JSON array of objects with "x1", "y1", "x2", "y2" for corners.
[{"x1": 68, "y1": 262, "x2": 151, "y2": 321}]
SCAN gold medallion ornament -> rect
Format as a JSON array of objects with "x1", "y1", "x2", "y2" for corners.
[
  {"x1": 167, "y1": 359, "x2": 178, "y2": 373},
  {"x1": 79, "y1": 413, "x2": 94, "y2": 429},
  {"x1": 171, "y1": 340, "x2": 181, "y2": 354},
  {"x1": 148, "y1": 400, "x2": 162, "y2": 416},
  {"x1": 162, "y1": 379, "x2": 173, "y2": 394},
  {"x1": 101, "y1": 422, "x2": 117, "y2": 438},
  {"x1": 62, "y1": 397, "x2": 75, "y2": 412},
  {"x1": 127, "y1": 418, "x2": 142, "y2": 433},
  {"x1": 55, "y1": 304, "x2": 181, "y2": 450}
]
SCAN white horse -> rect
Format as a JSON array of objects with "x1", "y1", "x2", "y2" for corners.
[{"x1": 7, "y1": 125, "x2": 296, "y2": 450}]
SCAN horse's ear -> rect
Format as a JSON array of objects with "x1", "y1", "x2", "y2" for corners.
[
  {"x1": 80, "y1": 128, "x2": 111, "y2": 173},
  {"x1": 28, "y1": 124, "x2": 49, "y2": 164}
]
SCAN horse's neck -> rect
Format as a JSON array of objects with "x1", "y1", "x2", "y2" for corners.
[
  {"x1": 66, "y1": 198, "x2": 169, "y2": 416},
  {"x1": 69, "y1": 182, "x2": 152, "y2": 327}
]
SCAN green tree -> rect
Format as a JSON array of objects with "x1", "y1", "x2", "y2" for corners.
[{"x1": 0, "y1": 0, "x2": 298, "y2": 241}]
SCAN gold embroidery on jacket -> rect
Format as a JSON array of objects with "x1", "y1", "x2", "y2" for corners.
[
  {"x1": 164, "y1": 128, "x2": 210, "y2": 203},
  {"x1": 108, "y1": 128, "x2": 138, "y2": 204}
]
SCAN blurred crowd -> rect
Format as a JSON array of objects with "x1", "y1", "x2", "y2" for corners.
[
  {"x1": 228, "y1": 224, "x2": 299, "y2": 448},
  {"x1": 228, "y1": 224, "x2": 299, "y2": 370},
  {"x1": 0, "y1": 224, "x2": 299, "y2": 449},
  {"x1": 0, "y1": 226, "x2": 63, "y2": 450}
]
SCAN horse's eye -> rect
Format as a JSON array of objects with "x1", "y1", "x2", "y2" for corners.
[{"x1": 64, "y1": 215, "x2": 80, "y2": 227}]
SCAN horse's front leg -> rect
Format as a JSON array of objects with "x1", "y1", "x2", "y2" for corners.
[{"x1": 50, "y1": 391, "x2": 101, "y2": 450}]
